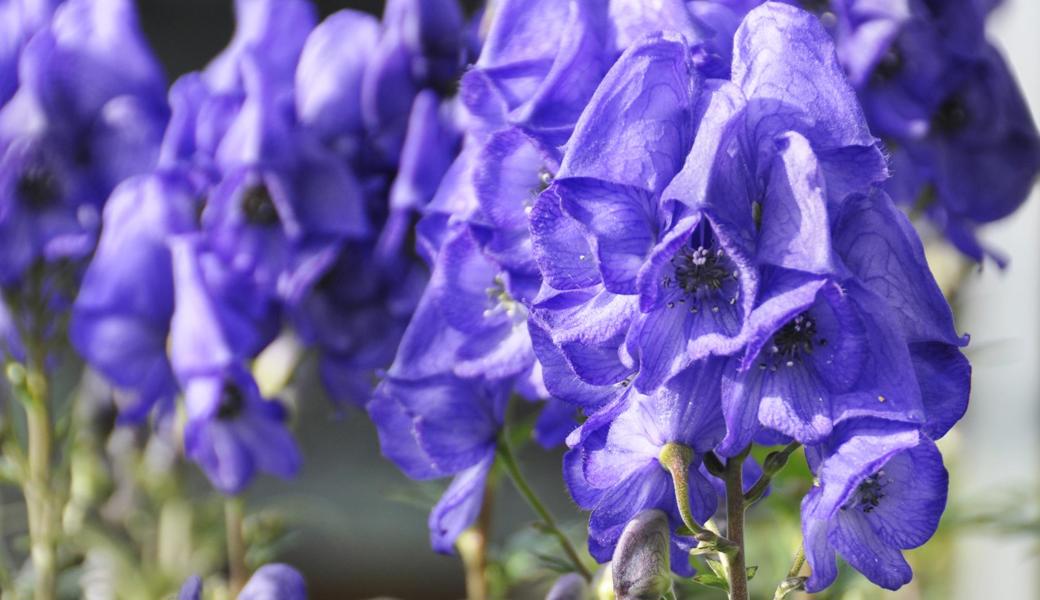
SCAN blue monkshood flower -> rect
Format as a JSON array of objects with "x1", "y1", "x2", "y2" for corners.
[
  {"x1": 177, "y1": 563, "x2": 307, "y2": 600},
  {"x1": 290, "y1": 4, "x2": 465, "y2": 408},
  {"x1": 530, "y1": 4, "x2": 968, "y2": 456},
  {"x1": 877, "y1": 44, "x2": 1040, "y2": 262},
  {"x1": 368, "y1": 372, "x2": 508, "y2": 553},
  {"x1": 716, "y1": 188, "x2": 968, "y2": 455},
  {"x1": 801, "y1": 421, "x2": 947, "y2": 592},
  {"x1": 0, "y1": 0, "x2": 167, "y2": 286},
  {"x1": 292, "y1": 243, "x2": 427, "y2": 407},
  {"x1": 396, "y1": 222, "x2": 540, "y2": 384},
  {"x1": 564, "y1": 363, "x2": 725, "y2": 576},
  {"x1": 834, "y1": 0, "x2": 1040, "y2": 262},
  {"x1": 532, "y1": 4, "x2": 888, "y2": 398},
  {"x1": 780, "y1": 0, "x2": 913, "y2": 88},
  {"x1": 360, "y1": 0, "x2": 468, "y2": 167},
  {"x1": 168, "y1": 234, "x2": 295, "y2": 494},
  {"x1": 460, "y1": 0, "x2": 709, "y2": 146},
  {"x1": 198, "y1": 50, "x2": 370, "y2": 299},
  {"x1": 70, "y1": 172, "x2": 199, "y2": 423}
]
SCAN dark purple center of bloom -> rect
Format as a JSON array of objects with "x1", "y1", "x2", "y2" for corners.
[
  {"x1": 842, "y1": 471, "x2": 887, "y2": 513},
  {"x1": 217, "y1": 383, "x2": 246, "y2": 421},
  {"x1": 932, "y1": 95, "x2": 971, "y2": 135},
  {"x1": 871, "y1": 46, "x2": 905, "y2": 84},
  {"x1": 241, "y1": 184, "x2": 279, "y2": 226},
  {"x1": 16, "y1": 166, "x2": 61, "y2": 210},
  {"x1": 758, "y1": 313, "x2": 827, "y2": 372},
  {"x1": 662, "y1": 230, "x2": 740, "y2": 314}
]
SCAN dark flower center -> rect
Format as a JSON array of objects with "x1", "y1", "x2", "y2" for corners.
[
  {"x1": 758, "y1": 313, "x2": 827, "y2": 372},
  {"x1": 241, "y1": 184, "x2": 279, "y2": 226},
  {"x1": 932, "y1": 95, "x2": 971, "y2": 135},
  {"x1": 662, "y1": 238, "x2": 739, "y2": 314},
  {"x1": 842, "y1": 471, "x2": 887, "y2": 513},
  {"x1": 872, "y1": 46, "x2": 905, "y2": 83},
  {"x1": 217, "y1": 383, "x2": 246, "y2": 421},
  {"x1": 16, "y1": 166, "x2": 61, "y2": 210}
]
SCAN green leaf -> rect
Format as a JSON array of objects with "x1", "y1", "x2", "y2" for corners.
[
  {"x1": 692, "y1": 572, "x2": 729, "y2": 592},
  {"x1": 746, "y1": 565, "x2": 758, "y2": 580}
]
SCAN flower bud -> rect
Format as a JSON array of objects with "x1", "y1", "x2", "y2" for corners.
[{"x1": 611, "y1": 510, "x2": 673, "y2": 600}]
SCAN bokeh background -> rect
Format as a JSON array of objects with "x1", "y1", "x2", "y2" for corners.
[{"x1": 132, "y1": 1, "x2": 1040, "y2": 598}]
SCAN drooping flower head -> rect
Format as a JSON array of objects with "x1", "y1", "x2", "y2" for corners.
[
  {"x1": 801, "y1": 421, "x2": 947, "y2": 592},
  {"x1": 0, "y1": 0, "x2": 167, "y2": 287}
]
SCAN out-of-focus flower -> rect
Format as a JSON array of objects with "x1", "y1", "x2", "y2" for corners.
[
  {"x1": 168, "y1": 235, "x2": 295, "y2": 494},
  {"x1": 369, "y1": 371, "x2": 507, "y2": 553},
  {"x1": 70, "y1": 173, "x2": 198, "y2": 422},
  {"x1": 177, "y1": 563, "x2": 307, "y2": 600},
  {"x1": 0, "y1": 0, "x2": 167, "y2": 286}
]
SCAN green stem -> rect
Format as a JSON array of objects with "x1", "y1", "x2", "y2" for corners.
[
  {"x1": 723, "y1": 450, "x2": 749, "y2": 600},
  {"x1": 24, "y1": 370, "x2": 57, "y2": 600},
  {"x1": 496, "y1": 436, "x2": 591, "y2": 581},
  {"x1": 744, "y1": 442, "x2": 802, "y2": 504},
  {"x1": 658, "y1": 444, "x2": 737, "y2": 555},
  {"x1": 225, "y1": 498, "x2": 248, "y2": 595},
  {"x1": 773, "y1": 543, "x2": 807, "y2": 600}
]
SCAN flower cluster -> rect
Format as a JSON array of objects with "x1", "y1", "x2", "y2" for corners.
[
  {"x1": 364, "y1": 0, "x2": 1032, "y2": 594},
  {"x1": 61, "y1": 0, "x2": 467, "y2": 494},
  {"x1": 3, "y1": 0, "x2": 1035, "y2": 596}
]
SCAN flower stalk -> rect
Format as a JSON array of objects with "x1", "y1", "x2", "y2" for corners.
[
  {"x1": 774, "y1": 543, "x2": 807, "y2": 600},
  {"x1": 723, "y1": 449, "x2": 750, "y2": 600},
  {"x1": 744, "y1": 442, "x2": 802, "y2": 504},
  {"x1": 658, "y1": 443, "x2": 737, "y2": 556},
  {"x1": 496, "y1": 434, "x2": 592, "y2": 581},
  {"x1": 457, "y1": 484, "x2": 494, "y2": 600},
  {"x1": 225, "y1": 497, "x2": 248, "y2": 595}
]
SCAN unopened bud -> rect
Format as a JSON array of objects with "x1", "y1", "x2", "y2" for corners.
[
  {"x1": 763, "y1": 450, "x2": 789, "y2": 475},
  {"x1": 546, "y1": 572, "x2": 589, "y2": 600},
  {"x1": 611, "y1": 510, "x2": 673, "y2": 600},
  {"x1": 774, "y1": 576, "x2": 807, "y2": 600}
]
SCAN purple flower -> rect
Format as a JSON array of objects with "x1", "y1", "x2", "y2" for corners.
[
  {"x1": 717, "y1": 187, "x2": 968, "y2": 455},
  {"x1": 168, "y1": 235, "x2": 296, "y2": 494},
  {"x1": 368, "y1": 372, "x2": 506, "y2": 553},
  {"x1": 877, "y1": 43, "x2": 1040, "y2": 262},
  {"x1": 565, "y1": 363, "x2": 724, "y2": 575},
  {"x1": 839, "y1": 0, "x2": 1040, "y2": 261},
  {"x1": 533, "y1": 4, "x2": 888, "y2": 402},
  {"x1": 290, "y1": 4, "x2": 465, "y2": 405},
  {"x1": 70, "y1": 172, "x2": 199, "y2": 422},
  {"x1": 177, "y1": 563, "x2": 307, "y2": 600},
  {"x1": 801, "y1": 421, "x2": 947, "y2": 592},
  {"x1": 0, "y1": 0, "x2": 167, "y2": 286}
]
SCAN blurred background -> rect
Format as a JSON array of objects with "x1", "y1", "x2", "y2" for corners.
[{"x1": 131, "y1": 1, "x2": 1040, "y2": 598}]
